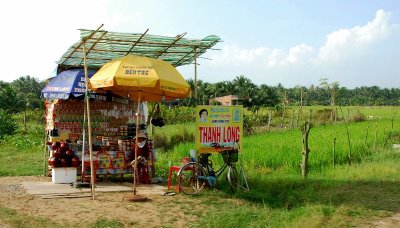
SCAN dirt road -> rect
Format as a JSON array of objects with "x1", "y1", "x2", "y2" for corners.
[{"x1": 0, "y1": 176, "x2": 203, "y2": 227}]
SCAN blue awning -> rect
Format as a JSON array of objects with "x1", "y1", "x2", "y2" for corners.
[{"x1": 41, "y1": 68, "x2": 96, "y2": 100}]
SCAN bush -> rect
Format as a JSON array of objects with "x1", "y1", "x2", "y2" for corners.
[
  {"x1": 160, "y1": 106, "x2": 195, "y2": 125},
  {"x1": 351, "y1": 111, "x2": 366, "y2": 122},
  {"x1": 0, "y1": 109, "x2": 17, "y2": 139},
  {"x1": 383, "y1": 130, "x2": 400, "y2": 146},
  {"x1": 315, "y1": 109, "x2": 336, "y2": 125}
]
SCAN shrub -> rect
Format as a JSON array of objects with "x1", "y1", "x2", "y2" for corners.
[
  {"x1": 351, "y1": 111, "x2": 366, "y2": 122},
  {"x1": 154, "y1": 133, "x2": 169, "y2": 150},
  {"x1": 0, "y1": 109, "x2": 17, "y2": 139},
  {"x1": 315, "y1": 109, "x2": 335, "y2": 125},
  {"x1": 383, "y1": 130, "x2": 400, "y2": 146},
  {"x1": 160, "y1": 105, "x2": 195, "y2": 125}
]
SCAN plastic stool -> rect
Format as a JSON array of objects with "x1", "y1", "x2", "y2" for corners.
[
  {"x1": 168, "y1": 164, "x2": 195, "y2": 193},
  {"x1": 168, "y1": 157, "x2": 191, "y2": 192},
  {"x1": 82, "y1": 160, "x2": 99, "y2": 183},
  {"x1": 168, "y1": 166, "x2": 181, "y2": 191}
]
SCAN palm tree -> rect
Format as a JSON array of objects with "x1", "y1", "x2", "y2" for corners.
[{"x1": 0, "y1": 82, "x2": 18, "y2": 113}]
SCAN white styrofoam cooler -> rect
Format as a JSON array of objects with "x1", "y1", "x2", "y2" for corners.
[{"x1": 52, "y1": 167, "x2": 77, "y2": 184}]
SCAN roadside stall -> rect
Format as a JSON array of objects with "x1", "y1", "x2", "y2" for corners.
[
  {"x1": 42, "y1": 68, "x2": 155, "y2": 184},
  {"x1": 51, "y1": 25, "x2": 221, "y2": 199}
]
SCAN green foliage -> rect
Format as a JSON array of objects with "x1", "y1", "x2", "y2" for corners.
[
  {"x1": 160, "y1": 105, "x2": 195, "y2": 124},
  {"x1": 243, "y1": 114, "x2": 256, "y2": 135},
  {"x1": 383, "y1": 130, "x2": 400, "y2": 145},
  {"x1": 0, "y1": 83, "x2": 18, "y2": 113},
  {"x1": 0, "y1": 109, "x2": 17, "y2": 139}
]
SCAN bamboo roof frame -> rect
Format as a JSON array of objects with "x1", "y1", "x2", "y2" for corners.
[{"x1": 57, "y1": 26, "x2": 221, "y2": 73}]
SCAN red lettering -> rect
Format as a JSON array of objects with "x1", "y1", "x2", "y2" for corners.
[{"x1": 223, "y1": 126, "x2": 240, "y2": 143}]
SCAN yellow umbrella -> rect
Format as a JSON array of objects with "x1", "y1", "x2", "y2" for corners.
[
  {"x1": 89, "y1": 55, "x2": 190, "y2": 199},
  {"x1": 89, "y1": 54, "x2": 190, "y2": 101}
]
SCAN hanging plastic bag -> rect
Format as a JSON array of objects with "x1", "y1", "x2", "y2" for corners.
[{"x1": 151, "y1": 103, "x2": 165, "y2": 127}]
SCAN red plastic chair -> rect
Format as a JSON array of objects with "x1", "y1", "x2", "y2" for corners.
[{"x1": 167, "y1": 157, "x2": 192, "y2": 192}]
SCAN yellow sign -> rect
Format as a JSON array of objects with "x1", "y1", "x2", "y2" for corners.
[{"x1": 195, "y1": 105, "x2": 243, "y2": 153}]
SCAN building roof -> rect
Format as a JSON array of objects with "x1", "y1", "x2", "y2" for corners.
[{"x1": 56, "y1": 27, "x2": 221, "y2": 72}]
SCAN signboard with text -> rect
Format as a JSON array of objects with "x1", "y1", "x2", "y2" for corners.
[{"x1": 195, "y1": 105, "x2": 243, "y2": 153}]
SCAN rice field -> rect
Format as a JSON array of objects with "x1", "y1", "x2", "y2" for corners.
[{"x1": 155, "y1": 106, "x2": 400, "y2": 177}]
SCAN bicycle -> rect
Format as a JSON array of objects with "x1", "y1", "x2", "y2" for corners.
[{"x1": 177, "y1": 149, "x2": 240, "y2": 195}]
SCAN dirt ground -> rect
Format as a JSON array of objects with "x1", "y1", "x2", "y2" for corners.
[
  {"x1": 0, "y1": 176, "x2": 204, "y2": 227},
  {"x1": 2, "y1": 176, "x2": 400, "y2": 227}
]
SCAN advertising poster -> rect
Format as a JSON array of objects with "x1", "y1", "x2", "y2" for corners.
[{"x1": 196, "y1": 105, "x2": 243, "y2": 153}]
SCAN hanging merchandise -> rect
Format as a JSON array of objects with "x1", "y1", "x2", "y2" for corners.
[
  {"x1": 44, "y1": 97, "x2": 156, "y2": 182},
  {"x1": 151, "y1": 103, "x2": 165, "y2": 127}
]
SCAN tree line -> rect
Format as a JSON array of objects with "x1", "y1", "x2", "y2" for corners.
[
  {"x1": 186, "y1": 76, "x2": 400, "y2": 107},
  {"x1": 1, "y1": 75, "x2": 400, "y2": 114}
]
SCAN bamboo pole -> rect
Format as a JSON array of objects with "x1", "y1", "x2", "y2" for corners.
[
  {"x1": 83, "y1": 40, "x2": 96, "y2": 200},
  {"x1": 81, "y1": 101, "x2": 87, "y2": 182},
  {"x1": 133, "y1": 92, "x2": 141, "y2": 195},
  {"x1": 194, "y1": 47, "x2": 198, "y2": 103},
  {"x1": 80, "y1": 24, "x2": 104, "y2": 200}
]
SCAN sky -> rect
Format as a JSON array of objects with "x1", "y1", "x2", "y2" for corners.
[{"x1": 0, "y1": 0, "x2": 399, "y2": 88}]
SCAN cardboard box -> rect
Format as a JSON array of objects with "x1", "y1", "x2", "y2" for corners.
[{"x1": 52, "y1": 167, "x2": 77, "y2": 184}]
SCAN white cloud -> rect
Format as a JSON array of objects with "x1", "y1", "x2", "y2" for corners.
[
  {"x1": 202, "y1": 9, "x2": 399, "y2": 87},
  {"x1": 209, "y1": 45, "x2": 270, "y2": 67},
  {"x1": 209, "y1": 43, "x2": 313, "y2": 68},
  {"x1": 265, "y1": 44, "x2": 314, "y2": 67},
  {"x1": 317, "y1": 9, "x2": 394, "y2": 62}
]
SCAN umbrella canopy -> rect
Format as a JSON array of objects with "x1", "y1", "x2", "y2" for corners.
[
  {"x1": 42, "y1": 68, "x2": 97, "y2": 100},
  {"x1": 89, "y1": 55, "x2": 191, "y2": 101},
  {"x1": 88, "y1": 54, "x2": 190, "y2": 197}
]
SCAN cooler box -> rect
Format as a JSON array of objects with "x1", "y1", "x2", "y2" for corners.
[{"x1": 52, "y1": 167, "x2": 77, "y2": 184}]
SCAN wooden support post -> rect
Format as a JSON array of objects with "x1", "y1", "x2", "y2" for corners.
[
  {"x1": 290, "y1": 109, "x2": 295, "y2": 129},
  {"x1": 334, "y1": 108, "x2": 338, "y2": 124},
  {"x1": 296, "y1": 107, "x2": 302, "y2": 128},
  {"x1": 391, "y1": 110, "x2": 397, "y2": 130},
  {"x1": 365, "y1": 118, "x2": 370, "y2": 146},
  {"x1": 268, "y1": 109, "x2": 272, "y2": 130},
  {"x1": 301, "y1": 121, "x2": 312, "y2": 177},
  {"x1": 333, "y1": 138, "x2": 336, "y2": 167},
  {"x1": 374, "y1": 118, "x2": 378, "y2": 150}
]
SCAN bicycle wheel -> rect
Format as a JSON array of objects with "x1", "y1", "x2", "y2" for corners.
[
  {"x1": 178, "y1": 162, "x2": 207, "y2": 195},
  {"x1": 227, "y1": 164, "x2": 240, "y2": 193}
]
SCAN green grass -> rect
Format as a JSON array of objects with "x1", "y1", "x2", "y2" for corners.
[
  {"x1": 0, "y1": 207, "x2": 62, "y2": 227},
  {"x1": 2, "y1": 107, "x2": 400, "y2": 227},
  {"x1": 191, "y1": 151, "x2": 400, "y2": 227}
]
